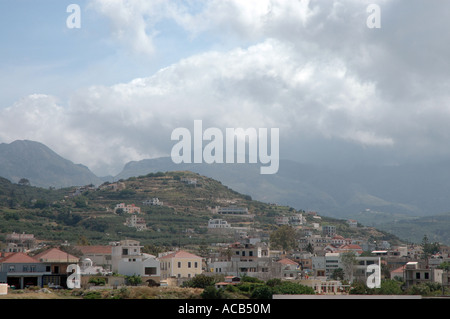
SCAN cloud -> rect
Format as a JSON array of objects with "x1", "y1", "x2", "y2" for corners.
[{"x1": 2, "y1": 0, "x2": 450, "y2": 175}]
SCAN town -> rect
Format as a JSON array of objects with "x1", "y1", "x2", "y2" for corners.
[
  {"x1": 0, "y1": 172, "x2": 448, "y2": 299},
  {"x1": 0, "y1": 211, "x2": 448, "y2": 298}
]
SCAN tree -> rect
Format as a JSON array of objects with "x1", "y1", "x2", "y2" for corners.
[
  {"x1": 341, "y1": 252, "x2": 357, "y2": 282},
  {"x1": 377, "y1": 279, "x2": 403, "y2": 295},
  {"x1": 421, "y1": 235, "x2": 440, "y2": 267},
  {"x1": 306, "y1": 243, "x2": 314, "y2": 254},
  {"x1": 331, "y1": 268, "x2": 345, "y2": 280},
  {"x1": 270, "y1": 225, "x2": 297, "y2": 252},
  {"x1": 183, "y1": 274, "x2": 216, "y2": 288},
  {"x1": 438, "y1": 261, "x2": 450, "y2": 271},
  {"x1": 77, "y1": 235, "x2": 90, "y2": 246},
  {"x1": 201, "y1": 285, "x2": 224, "y2": 299},
  {"x1": 126, "y1": 275, "x2": 142, "y2": 286},
  {"x1": 88, "y1": 277, "x2": 106, "y2": 286},
  {"x1": 18, "y1": 178, "x2": 30, "y2": 186},
  {"x1": 251, "y1": 286, "x2": 273, "y2": 299},
  {"x1": 272, "y1": 281, "x2": 315, "y2": 295}
]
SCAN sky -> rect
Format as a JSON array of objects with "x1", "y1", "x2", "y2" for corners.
[{"x1": 1, "y1": 0, "x2": 450, "y2": 177}]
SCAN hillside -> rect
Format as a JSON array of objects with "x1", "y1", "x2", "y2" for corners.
[
  {"x1": 1, "y1": 140, "x2": 448, "y2": 245},
  {"x1": 0, "y1": 140, "x2": 103, "y2": 188},
  {"x1": 373, "y1": 212, "x2": 450, "y2": 245},
  {"x1": 0, "y1": 171, "x2": 402, "y2": 248},
  {"x1": 116, "y1": 157, "x2": 450, "y2": 220}
]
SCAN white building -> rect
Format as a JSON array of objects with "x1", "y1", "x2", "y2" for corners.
[
  {"x1": 114, "y1": 203, "x2": 141, "y2": 214},
  {"x1": 216, "y1": 206, "x2": 249, "y2": 215},
  {"x1": 142, "y1": 198, "x2": 163, "y2": 206},
  {"x1": 110, "y1": 240, "x2": 142, "y2": 273},
  {"x1": 118, "y1": 253, "x2": 160, "y2": 278},
  {"x1": 125, "y1": 214, "x2": 147, "y2": 231},
  {"x1": 208, "y1": 219, "x2": 231, "y2": 229},
  {"x1": 80, "y1": 258, "x2": 110, "y2": 275}
]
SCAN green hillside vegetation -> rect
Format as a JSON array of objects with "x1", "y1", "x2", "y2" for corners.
[
  {"x1": 0, "y1": 171, "x2": 404, "y2": 248},
  {"x1": 374, "y1": 212, "x2": 450, "y2": 245}
]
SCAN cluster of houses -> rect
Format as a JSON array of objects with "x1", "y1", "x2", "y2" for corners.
[
  {"x1": 114, "y1": 199, "x2": 162, "y2": 231},
  {"x1": 1, "y1": 226, "x2": 449, "y2": 295}
]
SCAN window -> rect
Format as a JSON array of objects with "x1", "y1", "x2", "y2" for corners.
[
  {"x1": 145, "y1": 267, "x2": 157, "y2": 275},
  {"x1": 23, "y1": 265, "x2": 28, "y2": 272},
  {"x1": 195, "y1": 262, "x2": 198, "y2": 268},
  {"x1": 9, "y1": 265, "x2": 15, "y2": 272},
  {"x1": 178, "y1": 262, "x2": 181, "y2": 268},
  {"x1": 425, "y1": 272, "x2": 429, "y2": 280},
  {"x1": 416, "y1": 272, "x2": 420, "y2": 279},
  {"x1": 188, "y1": 262, "x2": 191, "y2": 268},
  {"x1": 30, "y1": 265, "x2": 36, "y2": 273}
]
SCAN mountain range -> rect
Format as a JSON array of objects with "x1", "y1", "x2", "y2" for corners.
[
  {"x1": 0, "y1": 140, "x2": 103, "y2": 188},
  {"x1": 1, "y1": 140, "x2": 450, "y2": 240}
]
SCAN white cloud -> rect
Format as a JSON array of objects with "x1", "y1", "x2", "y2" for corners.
[{"x1": 2, "y1": 0, "x2": 450, "y2": 175}]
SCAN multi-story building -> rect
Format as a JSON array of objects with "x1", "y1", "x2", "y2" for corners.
[
  {"x1": 298, "y1": 235, "x2": 332, "y2": 255},
  {"x1": 114, "y1": 203, "x2": 141, "y2": 214},
  {"x1": 207, "y1": 242, "x2": 282, "y2": 280},
  {"x1": 142, "y1": 198, "x2": 163, "y2": 206},
  {"x1": 118, "y1": 253, "x2": 160, "y2": 279},
  {"x1": 125, "y1": 214, "x2": 147, "y2": 231},
  {"x1": 0, "y1": 252, "x2": 51, "y2": 289},
  {"x1": 322, "y1": 225, "x2": 336, "y2": 237},
  {"x1": 4, "y1": 232, "x2": 36, "y2": 253},
  {"x1": 159, "y1": 250, "x2": 203, "y2": 281},
  {"x1": 208, "y1": 219, "x2": 231, "y2": 230},
  {"x1": 215, "y1": 206, "x2": 249, "y2": 215},
  {"x1": 34, "y1": 247, "x2": 79, "y2": 288},
  {"x1": 404, "y1": 261, "x2": 442, "y2": 289},
  {"x1": 110, "y1": 240, "x2": 143, "y2": 273}
]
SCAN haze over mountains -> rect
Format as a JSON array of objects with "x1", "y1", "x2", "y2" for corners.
[
  {"x1": 1, "y1": 139, "x2": 450, "y2": 223},
  {"x1": 0, "y1": 140, "x2": 103, "y2": 188}
]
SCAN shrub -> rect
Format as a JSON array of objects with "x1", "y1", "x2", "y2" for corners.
[
  {"x1": 272, "y1": 281, "x2": 315, "y2": 295},
  {"x1": 201, "y1": 286, "x2": 224, "y2": 299},
  {"x1": 88, "y1": 277, "x2": 106, "y2": 286},
  {"x1": 83, "y1": 291, "x2": 102, "y2": 299},
  {"x1": 182, "y1": 274, "x2": 216, "y2": 288},
  {"x1": 251, "y1": 286, "x2": 273, "y2": 299}
]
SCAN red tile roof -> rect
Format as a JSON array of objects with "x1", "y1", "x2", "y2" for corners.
[
  {"x1": 75, "y1": 245, "x2": 112, "y2": 255},
  {"x1": 391, "y1": 265, "x2": 406, "y2": 273},
  {"x1": 0, "y1": 252, "x2": 39, "y2": 263},
  {"x1": 277, "y1": 258, "x2": 299, "y2": 266},
  {"x1": 34, "y1": 248, "x2": 79, "y2": 263},
  {"x1": 0, "y1": 252, "x2": 14, "y2": 261}
]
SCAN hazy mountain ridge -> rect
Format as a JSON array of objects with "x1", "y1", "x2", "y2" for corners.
[
  {"x1": 0, "y1": 140, "x2": 449, "y2": 244},
  {"x1": 0, "y1": 140, "x2": 103, "y2": 188},
  {"x1": 116, "y1": 157, "x2": 450, "y2": 218},
  {"x1": 2, "y1": 140, "x2": 450, "y2": 219}
]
